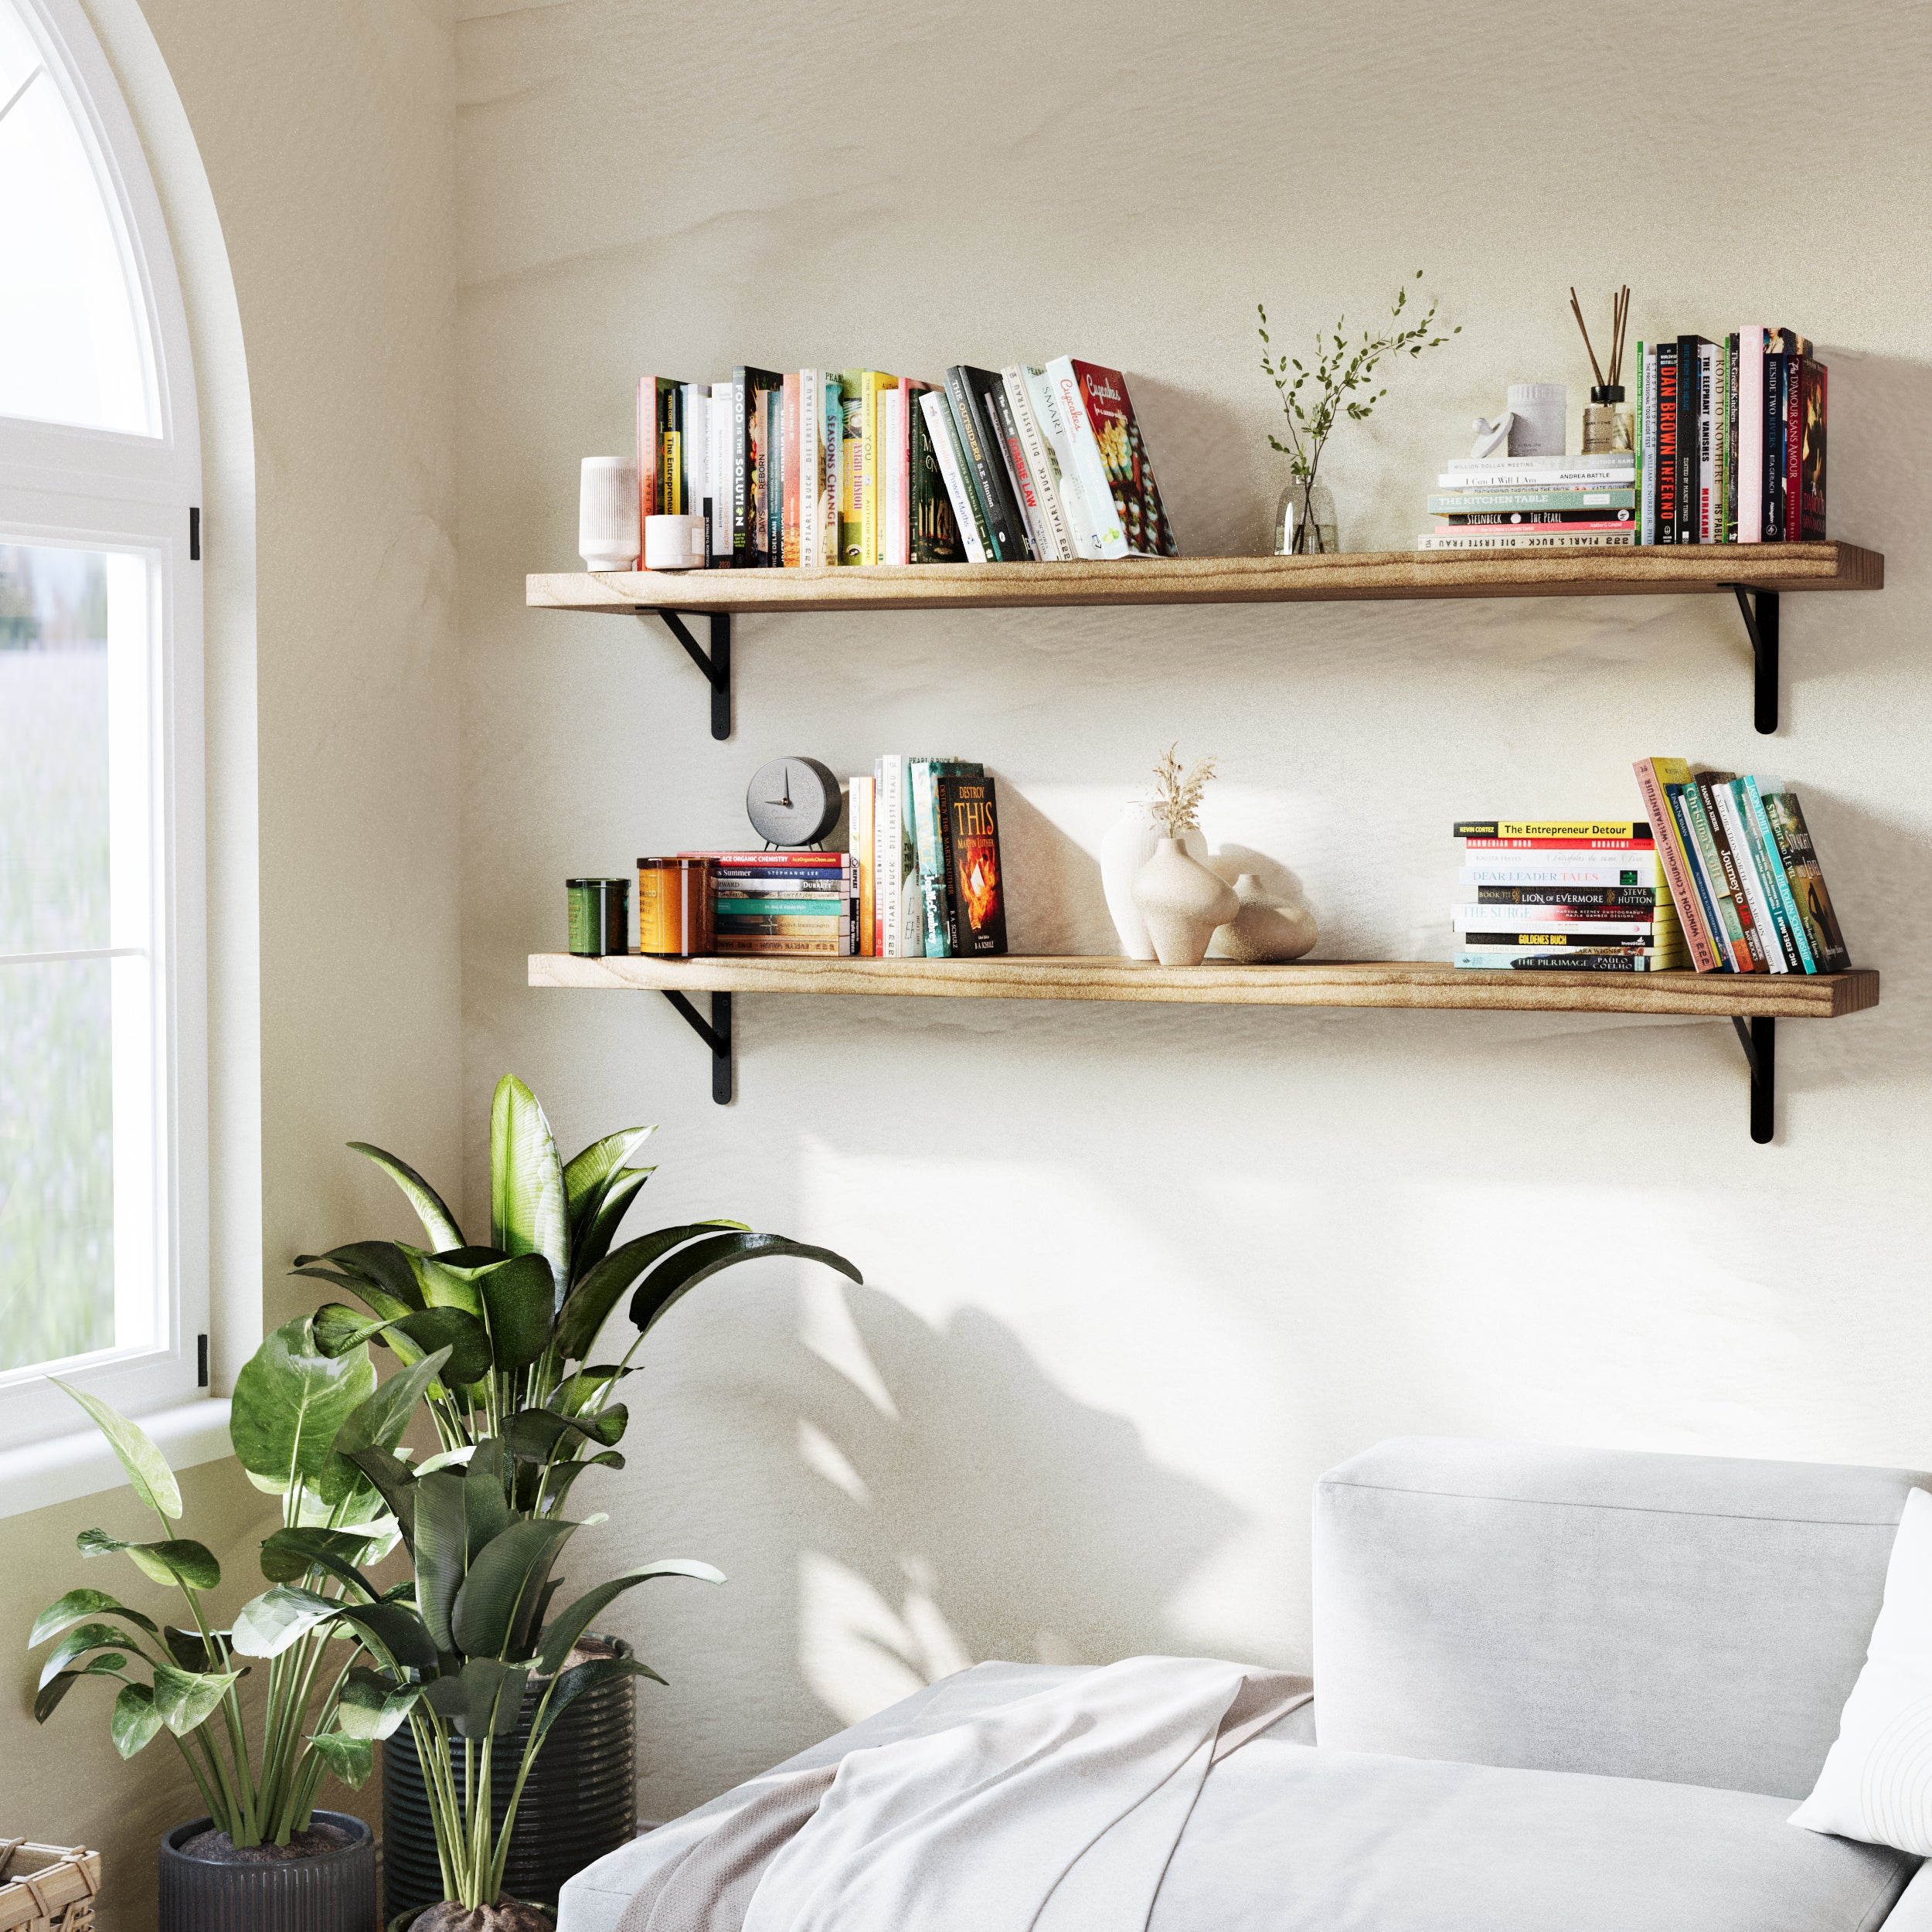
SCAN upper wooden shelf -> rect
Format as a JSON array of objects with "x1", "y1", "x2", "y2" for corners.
[
  {"x1": 530, "y1": 953, "x2": 1879, "y2": 1022},
  {"x1": 529, "y1": 543, "x2": 1882, "y2": 616}
]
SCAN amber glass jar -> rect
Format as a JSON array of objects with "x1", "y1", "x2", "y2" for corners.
[{"x1": 636, "y1": 857, "x2": 714, "y2": 957}]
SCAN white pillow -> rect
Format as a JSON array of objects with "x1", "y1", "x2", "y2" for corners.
[{"x1": 1791, "y1": 1485, "x2": 1932, "y2": 1854}]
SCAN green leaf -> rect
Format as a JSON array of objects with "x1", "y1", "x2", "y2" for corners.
[
  {"x1": 151, "y1": 1662, "x2": 240, "y2": 1736},
  {"x1": 111, "y1": 1682, "x2": 165, "y2": 1757},
  {"x1": 51, "y1": 1381, "x2": 181, "y2": 1520},
  {"x1": 534, "y1": 1560, "x2": 723, "y2": 1676},
  {"x1": 339, "y1": 1445, "x2": 419, "y2": 1543},
  {"x1": 629, "y1": 1233, "x2": 863, "y2": 1339},
  {"x1": 77, "y1": 1529, "x2": 221, "y2": 1590},
  {"x1": 331, "y1": 1345, "x2": 454, "y2": 1471},
  {"x1": 563, "y1": 1128, "x2": 655, "y2": 1236},
  {"x1": 573, "y1": 1167, "x2": 655, "y2": 1281},
  {"x1": 394, "y1": 1304, "x2": 494, "y2": 1386},
  {"x1": 230, "y1": 1316, "x2": 377, "y2": 1493},
  {"x1": 39, "y1": 1622, "x2": 147, "y2": 1688},
  {"x1": 410, "y1": 1251, "x2": 485, "y2": 1319},
  {"x1": 553, "y1": 1223, "x2": 743, "y2": 1361},
  {"x1": 489, "y1": 1077, "x2": 570, "y2": 1295},
  {"x1": 230, "y1": 1584, "x2": 341, "y2": 1658},
  {"x1": 475, "y1": 1253, "x2": 557, "y2": 1372},
  {"x1": 30, "y1": 1588, "x2": 161, "y2": 1648},
  {"x1": 291, "y1": 1240, "x2": 427, "y2": 1316},
  {"x1": 305, "y1": 1730, "x2": 376, "y2": 1788},
  {"x1": 311, "y1": 1303, "x2": 396, "y2": 1358},
  {"x1": 533, "y1": 1655, "x2": 666, "y2": 1747},
  {"x1": 504, "y1": 1405, "x2": 625, "y2": 1465},
  {"x1": 546, "y1": 1367, "x2": 632, "y2": 1418},
  {"x1": 540, "y1": 1451, "x2": 624, "y2": 1515},
  {"x1": 348, "y1": 1143, "x2": 465, "y2": 1250},
  {"x1": 412, "y1": 1460, "x2": 512, "y2": 1654},
  {"x1": 334, "y1": 1665, "x2": 420, "y2": 1741},
  {"x1": 422, "y1": 1657, "x2": 530, "y2": 1739},
  {"x1": 258, "y1": 1527, "x2": 383, "y2": 1596},
  {"x1": 162, "y1": 1626, "x2": 226, "y2": 1672},
  {"x1": 35, "y1": 1653, "x2": 126, "y2": 1723},
  {"x1": 451, "y1": 1519, "x2": 576, "y2": 1662}
]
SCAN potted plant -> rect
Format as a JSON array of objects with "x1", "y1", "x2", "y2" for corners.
[
  {"x1": 232, "y1": 1393, "x2": 720, "y2": 1932},
  {"x1": 291, "y1": 1074, "x2": 861, "y2": 1913},
  {"x1": 29, "y1": 1313, "x2": 419, "y2": 1931}
]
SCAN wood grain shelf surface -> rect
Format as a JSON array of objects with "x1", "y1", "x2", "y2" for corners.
[
  {"x1": 528, "y1": 543, "x2": 1882, "y2": 617},
  {"x1": 529, "y1": 954, "x2": 1879, "y2": 1020}
]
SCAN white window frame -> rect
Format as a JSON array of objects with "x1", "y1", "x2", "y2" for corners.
[{"x1": 0, "y1": 0, "x2": 208, "y2": 1449}]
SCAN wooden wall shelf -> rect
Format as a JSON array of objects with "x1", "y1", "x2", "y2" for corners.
[
  {"x1": 529, "y1": 955, "x2": 1879, "y2": 1138},
  {"x1": 529, "y1": 543, "x2": 1880, "y2": 740}
]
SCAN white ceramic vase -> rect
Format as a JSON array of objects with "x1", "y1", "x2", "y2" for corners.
[
  {"x1": 1100, "y1": 803, "x2": 1207, "y2": 959},
  {"x1": 1206, "y1": 873, "x2": 1318, "y2": 963},
  {"x1": 1132, "y1": 837, "x2": 1239, "y2": 967}
]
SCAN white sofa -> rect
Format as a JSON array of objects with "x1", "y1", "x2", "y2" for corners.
[{"x1": 563, "y1": 1436, "x2": 1932, "y2": 1930}]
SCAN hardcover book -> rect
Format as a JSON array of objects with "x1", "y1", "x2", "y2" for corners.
[
  {"x1": 1026, "y1": 365, "x2": 1105, "y2": 558},
  {"x1": 1760, "y1": 787, "x2": 1849, "y2": 971},
  {"x1": 1794, "y1": 357, "x2": 1828, "y2": 539},
  {"x1": 945, "y1": 366, "x2": 1030, "y2": 561},
  {"x1": 1066, "y1": 359, "x2": 1178, "y2": 557},
  {"x1": 849, "y1": 774, "x2": 876, "y2": 956},
  {"x1": 636, "y1": 376, "x2": 692, "y2": 532},
  {"x1": 920, "y1": 390, "x2": 986, "y2": 562},
  {"x1": 731, "y1": 367, "x2": 783, "y2": 566},
  {"x1": 1674, "y1": 335, "x2": 1707, "y2": 541},
  {"x1": 1003, "y1": 366, "x2": 1076, "y2": 561},
  {"x1": 1696, "y1": 770, "x2": 1767, "y2": 970},
  {"x1": 1653, "y1": 342, "x2": 1680, "y2": 544},
  {"x1": 992, "y1": 377, "x2": 1055, "y2": 561},
  {"x1": 938, "y1": 772, "x2": 1008, "y2": 956},
  {"x1": 910, "y1": 757, "x2": 981, "y2": 956},
  {"x1": 1631, "y1": 757, "x2": 1723, "y2": 972},
  {"x1": 909, "y1": 384, "x2": 965, "y2": 563},
  {"x1": 1740, "y1": 776, "x2": 1814, "y2": 973}
]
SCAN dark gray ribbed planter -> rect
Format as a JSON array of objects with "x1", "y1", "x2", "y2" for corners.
[
  {"x1": 382, "y1": 1636, "x2": 636, "y2": 1922},
  {"x1": 158, "y1": 1809, "x2": 375, "y2": 1932}
]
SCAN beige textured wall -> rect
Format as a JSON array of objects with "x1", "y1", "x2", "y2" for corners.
[
  {"x1": 456, "y1": 0, "x2": 1932, "y2": 1825},
  {"x1": 0, "y1": 2, "x2": 461, "y2": 1922}
]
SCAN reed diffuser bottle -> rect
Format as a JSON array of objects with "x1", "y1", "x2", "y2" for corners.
[{"x1": 1571, "y1": 284, "x2": 1634, "y2": 454}]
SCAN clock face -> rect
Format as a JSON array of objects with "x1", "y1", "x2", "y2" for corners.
[{"x1": 746, "y1": 757, "x2": 842, "y2": 848}]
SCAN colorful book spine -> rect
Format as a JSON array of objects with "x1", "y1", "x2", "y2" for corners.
[
  {"x1": 1665, "y1": 781, "x2": 1733, "y2": 971},
  {"x1": 1631, "y1": 757, "x2": 1723, "y2": 972},
  {"x1": 1456, "y1": 951, "x2": 1672, "y2": 972},
  {"x1": 781, "y1": 374, "x2": 801, "y2": 567},
  {"x1": 1451, "y1": 908, "x2": 1672, "y2": 932},
  {"x1": 730, "y1": 368, "x2": 782, "y2": 566},
  {"x1": 1740, "y1": 776, "x2": 1815, "y2": 972},
  {"x1": 920, "y1": 390, "x2": 987, "y2": 563},
  {"x1": 945, "y1": 366, "x2": 1029, "y2": 561},
  {"x1": 764, "y1": 389, "x2": 784, "y2": 563},
  {"x1": 1736, "y1": 329, "x2": 1764, "y2": 543},
  {"x1": 837, "y1": 370, "x2": 866, "y2": 566},
  {"x1": 1474, "y1": 887, "x2": 1658, "y2": 907},
  {"x1": 1456, "y1": 820, "x2": 1649, "y2": 839},
  {"x1": 1760, "y1": 788, "x2": 1850, "y2": 971},
  {"x1": 1459, "y1": 930, "x2": 1675, "y2": 951},
  {"x1": 1793, "y1": 357, "x2": 1826, "y2": 539},
  {"x1": 1417, "y1": 532, "x2": 1634, "y2": 551},
  {"x1": 635, "y1": 376, "x2": 689, "y2": 531},
  {"x1": 849, "y1": 774, "x2": 875, "y2": 957},
  {"x1": 937, "y1": 771, "x2": 1007, "y2": 955},
  {"x1": 1043, "y1": 356, "x2": 1128, "y2": 558},
  {"x1": 1675, "y1": 335, "x2": 1706, "y2": 541},
  {"x1": 1438, "y1": 458, "x2": 1634, "y2": 483},
  {"x1": 992, "y1": 376, "x2": 1054, "y2": 561},
  {"x1": 1639, "y1": 342, "x2": 1656, "y2": 544},
  {"x1": 1461, "y1": 861, "x2": 1664, "y2": 887},
  {"x1": 1067, "y1": 359, "x2": 1176, "y2": 556},
  {"x1": 1461, "y1": 835, "x2": 1653, "y2": 851},
  {"x1": 1696, "y1": 771, "x2": 1767, "y2": 970},
  {"x1": 909, "y1": 383, "x2": 964, "y2": 564},
  {"x1": 1435, "y1": 515, "x2": 1633, "y2": 530},
  {"x1": 1654, "y1": 342, "x2": 1680, "y2": 544},
  {"x1": 909, "y1": 758, "x2": 981, "y2": 956},
  {"x1": 1428, "y1": 490, "x2": 1635, "y2": 513},
  {"x1": 798, "y1": 371, "x2": 823, "y2": 568},
  {"x1": 1715, "y1": 781, "x2": 1796, "y2": 971},
  {"x1": 1025, "y1": 365, "x2": 1104, "y2": 559},
  {"x1": 1764, "y1": 352, "x2": 1787, "y2": 541},
  {"x1": 1696, "y1": 339, "x2": 1717, "y2": 542}
]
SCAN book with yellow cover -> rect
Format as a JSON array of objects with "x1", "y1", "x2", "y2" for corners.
[{"x1": 855, "y1": 371, "x2": 899, "y2": 566}]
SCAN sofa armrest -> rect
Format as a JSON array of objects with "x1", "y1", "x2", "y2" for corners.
[{"x1": 1877, "y1": 1858, "x2": 1932, "y2": 1928}]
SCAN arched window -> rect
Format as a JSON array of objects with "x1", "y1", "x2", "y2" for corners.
[{"x1": 0, "y1": 0, "x2": 205, "y2": 1444}]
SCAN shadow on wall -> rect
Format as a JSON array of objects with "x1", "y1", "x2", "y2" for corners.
[{"x1": 788, "y1": 1283, "x2": 1244, "y2": 1699}]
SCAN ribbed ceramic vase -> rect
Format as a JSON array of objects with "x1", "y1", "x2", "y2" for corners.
[
  {"x1": 1131, "y1": 838, "x2": 1239, "y2": 967},
  {"x1": 1206, "y1": 874, "x2": 1318, "y2": 962},
  {"x1": 1100, "y1": 804, "x2": 1209, "y2": 959},
  {"x1": 158, "y1": 1811, "x2": 375, "y2": 1932}
]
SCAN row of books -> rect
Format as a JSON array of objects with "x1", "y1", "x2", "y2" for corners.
[
  {"x1": 1451, "y1": 821, "x2": 1685, "y2": 970},
  {"x1": 676, "y1": 850, "x2": 860, "y2": 956},
  {"x1": 1631, "y1": 760, "x2": 1850, "y2": 973},
  {"x1": 849, "y1": 759, "x2": 1009, "y2": 958},
  {"x1": 635, "y1": 362, "x2": 1176, "y2": 571},
  {"x1": 1418, "y1": 454, "x2": 1637, "y2": 553},
  {"x1": 1636, "y1": 328, "x2": 1825, "y2": 545}
]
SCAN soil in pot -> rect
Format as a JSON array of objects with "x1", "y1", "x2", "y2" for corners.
[
  {"x1": 179, "y1": 1819, "x2": 357, "y2": 1862},
  {"x1": 400, "y1": 1903, "x2": 555, "y2": 1932}
]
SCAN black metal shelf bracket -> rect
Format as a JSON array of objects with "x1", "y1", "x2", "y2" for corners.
[
  {"x1": 644, "y1": 610, "x2": 733, "y2": 740},
  {"x1": 661, "y1": 990, "x2": 733, "y2": 1104},
  {"x1": 1730, "y1": 1015, "x2": 1775, "y2": 1144},
  {"x1": 1723, "y1": 586, "x2": 1780, "y2": 735}
]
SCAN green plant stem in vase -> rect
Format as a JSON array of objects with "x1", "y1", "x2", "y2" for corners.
[{"x1": 1257, "y1": 271, "x2": 1459, "y2": 555}]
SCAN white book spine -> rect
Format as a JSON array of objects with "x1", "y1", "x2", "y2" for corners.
[
  {"x1": 994, "y1": 368, "x2": 1056, "y2": 560},
  {"x1": 920, "y1": 392, "x2": 986, "y2": 563},
  {"x1": 887, "y1": 389, "x2": 909, "y2": 566},
  {"x1": 1043, "y1": 356, "x2": 1128, "y2": 559},
  {"x1": 1417, "y1": 531, "x2": 1635, "y2": 550},
  {"x1": 1440, "y1": 461, "x2": 1634, "y2": 482},
  {"x1": 1452, "y1": 912, "x2": 1667, "y2": 936},
  {"x1": 1711, "y1": 782, "x2": 1786, "y2": 971},
  {"x1": 1003, "y1": 367, "x2": 1074, "y2": 560},
  {"x1": 682, "y1": 387, "x2": 710, "y2": 538},
  {"x1": 709, "y1": 383, "x2": 733, "y2": 556},
  {"x1": 875, "y1": 755, "x2": 902, "y2": 955},
  {"x1": 1736, "y1": 328, "x2": 1764, "y2": 543},
  {"x1": 799, "y1": 371, "x2": 821, "y2": 568},
  {"x1": 1460, "y1": 866, "x2": 1663, "y2": 889},
  {"x1": 1025, "y1": 366, "x2": 1100, "y2": 558}
]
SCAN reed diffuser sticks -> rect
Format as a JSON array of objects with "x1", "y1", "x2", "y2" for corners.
[
  {"x1": 1570, "y1": 284, "x2": 1634, "y2": 453},
  {"x1": 1570, "y1": 284, "x2": 1631, "y2": 392}
]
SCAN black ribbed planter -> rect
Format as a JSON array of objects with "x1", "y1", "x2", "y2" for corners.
[
  {"x1": 382, "y1": 1636, "x2": 636, "y2": 1922},
  {"x1": 158, "y1": 1809, "x2": 376, "y2": 1932}
]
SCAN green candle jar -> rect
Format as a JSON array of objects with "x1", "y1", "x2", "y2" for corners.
[{"x1": 566, "y1": 877, "x2": 630, "y2": 957}]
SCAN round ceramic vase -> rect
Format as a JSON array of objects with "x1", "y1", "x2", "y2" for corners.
[
  {"x1": 1131, "y1": 838, "x2": 1239, "y2": 966},
  {"x1": 158, "y1": 1810, "x2": 376, "y2": 1932},
  {"x1": 1100, "y1": 804, "x2": 1207, "y2": 959},
  {"x1": 1206, "y1": 874, "x2": 1318, "y2": 963}
]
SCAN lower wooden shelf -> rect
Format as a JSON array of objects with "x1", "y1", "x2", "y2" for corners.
[{"x1": 529, "y1": 953, "x2": 1877, "y2": 1019}]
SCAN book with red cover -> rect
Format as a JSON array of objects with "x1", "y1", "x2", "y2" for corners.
[
  {"x1": 1067, "y1": 361, "x2": 1178, "y2": 556},
  {"x1": 936, "y1": 773, "x2": 1007, "y2": 956},
  {"x1": 1792, "y1": 358, "x2": 1827, "y2": 540}
]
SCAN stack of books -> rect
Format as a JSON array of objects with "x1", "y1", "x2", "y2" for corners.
[
  {"x1": 635, "y1": 361, "x2": 1177, "y2": 570},
  {"x1": 679, "y1": 850, "x2": 859, "y2": 956},
  {"x1": 1418, "y1": 454, "x2": 1637, "y2": 552},
  {"x1": 1633, "y1": 328, "x2": 1824, "y2": 544},
  {"x1": 848, "y1": 757, "x2": 1008, "y2": 960},
  {"x1": 1632, "y1": 760, "x2": 1850, "y2": 973},
  {"x1": 1452, "y1": 820, "x2": 1684, "y2": 971}
]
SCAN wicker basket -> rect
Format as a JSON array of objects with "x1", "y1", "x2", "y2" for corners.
[{"x1": 0, "y1": 1842, "x2": 100, "y2": 1932}]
